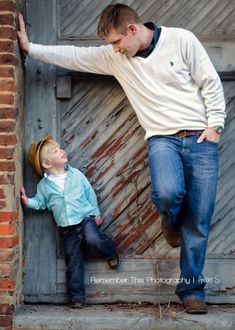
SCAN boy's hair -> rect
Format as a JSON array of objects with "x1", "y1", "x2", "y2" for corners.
[
  {"x1": 97, "y1": 4, "x2": 141, "y2": 38},
  {"x1": 40, "y1": 140, "x2": 60, "y2": 170}
]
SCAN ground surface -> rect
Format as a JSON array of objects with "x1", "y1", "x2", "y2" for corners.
[{"x1": 13, "y1": 303, "x2": 235, "y2": 330}]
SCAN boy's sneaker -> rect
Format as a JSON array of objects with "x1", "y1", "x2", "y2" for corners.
[
  {"x1": 69, "y1": 299, "x2": 85, "y2": 308},
  {"x1": 108, "y1": 252, "x2": 119, "y2": 269}
]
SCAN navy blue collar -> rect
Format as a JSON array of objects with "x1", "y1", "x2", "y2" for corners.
[{"x1": 135, "y1": 22, "x2": 161, "y2": 58}]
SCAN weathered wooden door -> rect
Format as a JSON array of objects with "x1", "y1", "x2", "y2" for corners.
[{"x1": 24, "y1": 0, "x2": 235, "y2": 303}]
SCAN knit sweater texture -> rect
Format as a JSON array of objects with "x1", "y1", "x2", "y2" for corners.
[{"x1": 29, "y1": 26, "x2": 226, "y2": 139}]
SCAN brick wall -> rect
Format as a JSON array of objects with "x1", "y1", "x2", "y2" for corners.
[{"x1": 0, "y1": 0, "x2": 25, "y2": 329}]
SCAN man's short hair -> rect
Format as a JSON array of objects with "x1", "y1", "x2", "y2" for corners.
[{"x1": 97, "y1": 3, "x2": 141, "y2": 38}]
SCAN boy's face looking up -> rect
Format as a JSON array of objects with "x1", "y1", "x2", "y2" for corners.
[{"x1": 40, "y1": 141, "x2": 68, "y2": 172}]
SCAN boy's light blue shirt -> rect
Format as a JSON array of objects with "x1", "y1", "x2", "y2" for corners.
[{"x1": 26, "y1": 164, "x2": 100, "y2": 227}]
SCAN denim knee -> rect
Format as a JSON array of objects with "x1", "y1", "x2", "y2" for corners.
[
  {"x1": 151, "y1": 188, "x2": 185, "y2": 213},
  {"x1": 85, "y1": 231, "x2": 102, "y2": 246}
]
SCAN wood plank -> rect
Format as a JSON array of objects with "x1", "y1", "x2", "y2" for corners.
[
  {"x1": 56, "y1": 76, "x2": 72, "y2": 99},
  {"x1": 24, "y1": 0, "x2": 235, "y2": 304},
  {"x1": 24, "y1": 0, "x2": 58, "y2": 297},
  {"x1": 57, "y1": 0, "x2": 235, "y2": 44},
  {"x1": 24, "y1": 257, "x2": 235, "y2": 304},
  {"x1": 205, "y1": 42, "x2": 235, "y2": 72}
]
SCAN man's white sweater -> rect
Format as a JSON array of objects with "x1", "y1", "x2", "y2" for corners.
[{"x1": 29, "y1": 26, "x2": 226, "y2": 140}]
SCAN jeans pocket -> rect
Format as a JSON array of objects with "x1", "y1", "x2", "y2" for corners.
[{"x1": 204, "y1": 139, "x2": 219, "y2": 146}]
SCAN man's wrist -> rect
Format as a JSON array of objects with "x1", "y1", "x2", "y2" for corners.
[{"x1": 210, "y1": 126, "x2": 223, "y2": 134}]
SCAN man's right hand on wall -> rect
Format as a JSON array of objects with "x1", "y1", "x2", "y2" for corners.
[{"x1": 17, "y1": 13, "x2": 29, "y2": 55}]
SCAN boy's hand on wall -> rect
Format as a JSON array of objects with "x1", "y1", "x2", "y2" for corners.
[
  {"x1": 20, "y1": 185, "x2": 28, "y2": 205},
  {"x1": 17, "y1": 13, "x2": 30, "y2": 54},
  {"x1": 94, "y1": 216, "x2": 104, "y2": 226}
]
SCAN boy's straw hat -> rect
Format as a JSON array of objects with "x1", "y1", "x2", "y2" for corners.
[{"x1": 29, "y1": 135, "x2": 54, "y2": 176}]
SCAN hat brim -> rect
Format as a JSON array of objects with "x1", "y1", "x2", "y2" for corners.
[{"x1": 29, "y1": 135, "x2": 54, "y2": 176}]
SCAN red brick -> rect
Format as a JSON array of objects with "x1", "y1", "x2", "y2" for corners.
[
  {"x1": 0, "y1": 108, "x2": 16, "y2": 120},
  {"x1": 0, "y1": 1, "x2": 16, "y2": 12},
  {"x1": 0, "y1": 224, "x2": 16, "y2": 236},
  {"x1": 0, "y1": 161, "x2": 15, "y2": 171},
  {"x1": 0, "y1": 315, "x2": 12, "y2": 327},
  {"x1": 0, "y1": 174, "x2": 14, "y2": 185},
  {"x1": 0, "y1": 27, "x2": 16, "y2": 41},
  {"x1": 0, "y1": 213, "x2": 18, "y2": 222},
  {"x1": 0, "y1": 326, "x2": 12, "y2": 330},
  {"x1": 0, "y1": 264, "x2": 13, "y2": 277},
  {"x1": 0, "y1": 325, "x2": 10, "y2": 330},
  {"x1": 0, "y1": 303, "x2": 14, "y2": 315},
  {"x1": 0, "y1": 201, "x2": 6, "y2": 208},
  {"x1": 0, "y1": 40, "x2": 13, "y2": 53},
  {"x1": 0, "y1": 292, "x2": 13, "y2": 304},
  {"x1": 0, "y1": 250, "x2": 14, "y2": 262},
  {"x1": 0, "y1": 67, "x2": 14, "y2": 79},
  {"x1": 0, "y1": 188, "x2": 4, "y2": 199},
  {"x1": 0, "y1": 14, "x2": 14, "y2": 26},
  {"x1": 0, "y1": 54, "x2": 17, "y2": 65},
  {"x1": 0, "y1": 134, "x2": 17, "y2": 145},
  {"x1": 0, "y1": 82, "x2": 16, "y2": 93},
  {"x1": 0, "y1": 235, "x2": 19, "y2": 248},
  {"x1": 0, "y1": 121, "x2": 15, "y2": 132},
  {"x1": 0, "y1": 147, "x2": 14, "y2": 159},
  {"x1": 0, "y1": 278, "x2": 15, "y2": 291},
  {"x1": 0, "y1": 94, "x2": 15, "y2": 105}
]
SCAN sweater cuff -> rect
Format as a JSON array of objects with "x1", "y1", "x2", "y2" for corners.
[
  {"x1": 207, "y1": 120, "x2": 225, "y2": 129},
  {"x1": 28, "y1": 42, "x2": 42, "y2": 58},
  {"x1": 28, "y1": 42, "x2": 34, "y2": 56}
]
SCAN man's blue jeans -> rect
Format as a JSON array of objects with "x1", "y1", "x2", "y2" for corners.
[
  {"x1": 148, "y1": 134, "x2": 219, "y2": 301},
  {"x1": 59, "y1": 216, "x2": 117, "y2": 302}
]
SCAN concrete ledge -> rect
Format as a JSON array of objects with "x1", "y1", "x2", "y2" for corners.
[{"x1": 13, "y1": 304, "x2": 235, "y2": 330}]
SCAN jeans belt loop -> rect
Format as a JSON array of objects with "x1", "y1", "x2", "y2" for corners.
[
  {"x1": 174, "y1": 130, "x2": 204, "y2": 138},
  {"x1": 179, "y1": 130, "x2": 187, "y2": 137}
]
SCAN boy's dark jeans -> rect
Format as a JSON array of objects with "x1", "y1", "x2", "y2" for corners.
[{"x1": 59, "y1": 216, "x2": 117, "y2": 302}]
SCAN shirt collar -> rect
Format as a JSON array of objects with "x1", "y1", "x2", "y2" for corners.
[
  {"x1": 44, "y1": 163, "x2": 73, "y2": 179},
  {"x1": 135, "y1": 22, "x2": 160, "y2": 58}
]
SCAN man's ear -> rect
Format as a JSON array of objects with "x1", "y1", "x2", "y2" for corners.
[
  {"x1": 127, "y1": 24, "x2": 137, "y2": 34},
  {"x1": 41, "y1": 160, "x2": 52, "y2": 170}
]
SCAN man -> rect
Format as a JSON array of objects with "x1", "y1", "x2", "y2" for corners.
[{"x1": 18, "y1": 4, "x2": 226, "y2": 314}]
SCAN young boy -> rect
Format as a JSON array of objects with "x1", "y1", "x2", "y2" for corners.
[{"x1": 20, "y1": 135, "x2": 119, "y2": 308}]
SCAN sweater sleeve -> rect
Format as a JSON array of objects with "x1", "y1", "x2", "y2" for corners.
[
  {"x1": 29, "y1": 43, "x2": 114, "y2": 76},
  {"x1": 186, "y1": 33, "x2": 226, "y2": 128}
]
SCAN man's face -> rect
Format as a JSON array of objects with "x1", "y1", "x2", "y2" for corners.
[{"x1": 106, "y1": 25, "x2": 141, "y2": 57}]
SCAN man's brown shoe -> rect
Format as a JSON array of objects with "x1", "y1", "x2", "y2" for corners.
[
  {"x1": 161, "y1": 215, "x2": 181, "y2": 248},
  {"x1": 183, "y1": 297, "x2": 208, "y2": 314}
]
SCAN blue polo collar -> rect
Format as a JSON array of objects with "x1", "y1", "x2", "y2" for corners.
[{"x1": 135, "y1": 22, "x2": 161, "y2": 58}]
